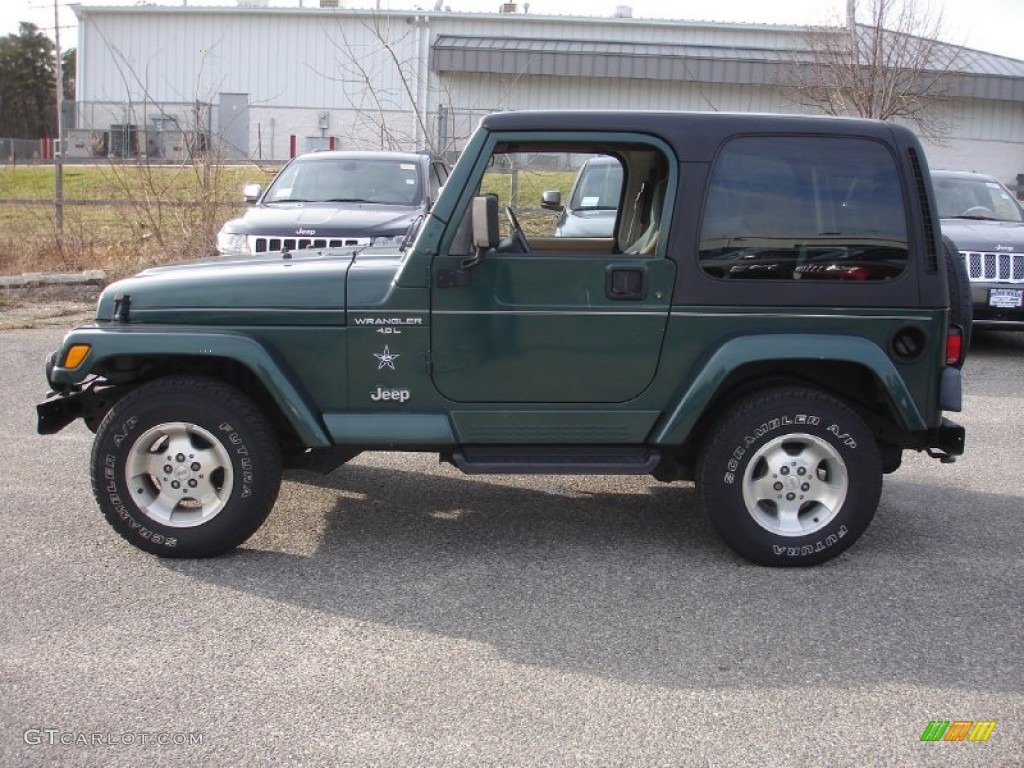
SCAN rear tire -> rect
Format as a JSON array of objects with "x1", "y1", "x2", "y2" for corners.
[
  {"x1": 697, "y1": 387, "x2": 882, "y2": 566},
  {"x1": 91, "y1": 376, "x2": 282, "y2": 557}
]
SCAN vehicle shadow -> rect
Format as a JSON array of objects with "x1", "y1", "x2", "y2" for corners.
[
  {"x1": 161, "y1": 459, "x2": 1022, "y2": 693},
  {"x1": 968, "y1": 328, "x2": 1024, "y2": 357},
  {"x1": 962, "y1": 329, "x2": 1024, "y2": 398}
]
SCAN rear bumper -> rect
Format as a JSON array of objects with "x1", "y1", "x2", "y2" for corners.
[
  {"x1": 972, "y1": 317, "x2": 1024, "y2": 331},
  {"x1": 930, "y1": 417, "x2": 966, "y2": 461}
]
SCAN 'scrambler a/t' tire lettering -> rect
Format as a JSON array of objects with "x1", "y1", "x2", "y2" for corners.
[
  {"x1": 90, "y1": 376, "x2": 282, "y2": 558},
  {"x1": 698, "y1": 387, "x2": 882, "y2": 567}
]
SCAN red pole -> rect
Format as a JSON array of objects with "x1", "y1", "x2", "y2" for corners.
[{"x1": 290, "y1": 134, "x2": 297, "y2": 158}]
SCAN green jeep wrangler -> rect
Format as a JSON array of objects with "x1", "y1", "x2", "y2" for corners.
[{"x1": 38, "y1": 111, "x2": 969, "y2": 566}]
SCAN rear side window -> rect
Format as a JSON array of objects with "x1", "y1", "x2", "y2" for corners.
[{"x1": 699, "y1": 136, "x2": 909, "y2": 282}]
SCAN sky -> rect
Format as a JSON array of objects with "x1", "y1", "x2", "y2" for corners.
[{"x1": 1, "y1": 0, "x2": 1022, "y2": 60}]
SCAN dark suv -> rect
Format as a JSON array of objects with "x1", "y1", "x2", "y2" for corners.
[
  {"x1": 932, "y1": 169, "x2": 1024, "y2": 329},
  {"x1": 217, "y1": 150, "x2": 449, "y2": 256},
  {"x1": 39, "y1": 111, "x2": 967, "y2": 566}
]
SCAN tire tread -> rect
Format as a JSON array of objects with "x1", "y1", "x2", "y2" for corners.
[
  {"x1": 90, "y1": 375, "x2": 282, "y2": 557},
  {"x1": 697, "y1": 385, "x2": 881, "y2": 566}
]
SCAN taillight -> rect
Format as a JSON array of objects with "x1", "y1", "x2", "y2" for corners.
[{"x1": 946, "y1": 326, "x2": 963, "y2": 366}]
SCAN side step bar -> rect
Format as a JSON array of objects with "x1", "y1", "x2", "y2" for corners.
[{"x1": 450, "y1": 445, "x2": 661, "y2": 475}]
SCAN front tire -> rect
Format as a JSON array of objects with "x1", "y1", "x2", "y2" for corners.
[
  {"x1": 697, "y1": 387, "x2": 882, "y2": 566},
  {"x1": 91, "y1": 376, "x2": 282, "y2": 557}
]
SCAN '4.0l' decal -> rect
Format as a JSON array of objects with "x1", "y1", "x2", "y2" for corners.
[{"x1": 353, "y1": 316, "x2": 423, "y2": 335}]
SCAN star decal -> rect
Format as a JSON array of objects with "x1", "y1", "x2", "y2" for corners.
[{"x1": 373, "y1": 345, "x2": 400, "y2": 370}]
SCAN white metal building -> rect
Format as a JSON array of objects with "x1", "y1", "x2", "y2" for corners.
[{"x1": 71, "y1": 3, "x2": 1024, "y2": 186}]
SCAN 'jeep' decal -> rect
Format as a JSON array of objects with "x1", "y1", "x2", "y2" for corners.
[{"x1": 370, "y1": 386, "x2": 410, "y2": 403}]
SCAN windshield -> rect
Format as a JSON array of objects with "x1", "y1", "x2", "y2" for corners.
[
  {"x1": 569, "y1": 157, "x2": 624, "y2": 211},
  {"x1": 265, "y1": 157, "x2": 423, "y2": 206},
  {"x1": 933, "y1": 176, "x2": 1024, "y2": 222}
]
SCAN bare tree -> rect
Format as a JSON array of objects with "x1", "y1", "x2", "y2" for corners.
[
  {"x1": 62, "y1": 31, "x2": 277, "y2": 272},
  {"x1": 319, "y1": 13, "x2": 472, "y2": 156},
  {"x1": 789, "y1": 0, "x2": 969, "y2": 142}
]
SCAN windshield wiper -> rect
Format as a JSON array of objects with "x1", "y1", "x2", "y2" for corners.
[
  {"x1": 323, "y1": 197, "x2": 373, "y2": 203},
  {"x1": 400, "y1": 215, "x2": 425, "y2": 252},
  {"x1": 267, "y1": 197, "x2": 311, "y2": 203}
]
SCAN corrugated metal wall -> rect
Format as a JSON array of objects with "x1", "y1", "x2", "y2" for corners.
[
  {"x1": 78, "y1": 9, "x2": 422, "y2": 110},
  {"x1": 74, "y1": 7, "x2": 1024, "y2": 179},
  {"x1": 443, "y1": 72, "x2": 791, "y2": 114}
]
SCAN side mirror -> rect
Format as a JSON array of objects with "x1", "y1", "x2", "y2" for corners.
[
  {"x1": 472, "y1": 194, "x2": 500, "y2": 251},
  {"x1": 541, "y1": 190, "x2": 563, "y2": 211},
  {"x1": 456, "y1": 194, "x2": 500, "y2": 270},
  {"x1": 242, "y1": 183, "x2": 262, "y2": 203}
]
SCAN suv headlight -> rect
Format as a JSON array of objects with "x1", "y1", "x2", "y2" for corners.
[{"x1": 217, "y1": 231, "x2": 251, "y2": 256}]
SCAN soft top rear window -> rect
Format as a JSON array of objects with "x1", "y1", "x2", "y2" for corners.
[{"x1": 699, "y1": 136, "x2": 908, "y2": 282}]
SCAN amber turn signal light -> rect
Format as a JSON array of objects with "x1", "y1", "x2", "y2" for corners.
[{"x1": 63, "y1": 344, "x2": 91, "y2": 369}]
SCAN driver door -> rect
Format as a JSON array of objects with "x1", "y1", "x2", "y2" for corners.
[{"x1": 430, "y1": 141, "x2": 676, "y2": 406}]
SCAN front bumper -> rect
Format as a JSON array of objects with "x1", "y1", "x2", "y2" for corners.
[
  {"x1": 37, "y1": 390, "x2": 87, "y2": 434},
  {"x1": 37, "y1": 375, "x2": 120, "y2": 435},
  {"x1": 970, "y1": 282, "x2": 1024, "y2": 329}
]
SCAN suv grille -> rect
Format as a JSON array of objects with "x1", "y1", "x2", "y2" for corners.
[
  {"x1": 251, "y1": 235, "x2": 371, "y2": 253},
  {"x1": 962, "y1": 251, "x2": 1024, "y2": 283}
]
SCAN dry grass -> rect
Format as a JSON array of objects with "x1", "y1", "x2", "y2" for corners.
[
  {"x1": 0, "y1": 161, "x2": 276, "y2": 279},
  {"x1": 0, "y1": 162, "x2": 575, "y2": 278},
  {"x1": 0, "y1": 200, "x2": 244, "y2": 278}
]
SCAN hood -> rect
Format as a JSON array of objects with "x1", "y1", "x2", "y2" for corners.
[
  {"x1": 221, "y1": 202, "x2": 425, "y2": 238},
  {"x1": 940, "y1": 218, "x2": 1024, "y2": 252},
  {"x1": 95, "y1": 250, "x2": 357, "y2": 326}
]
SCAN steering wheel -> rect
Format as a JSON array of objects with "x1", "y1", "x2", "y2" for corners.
[
  {"x1": 960, "y1": 205, "x2": 995, "y2": 218},
  {"x1": 505, "y1": 206, "x2": 532, "y2": 254}
]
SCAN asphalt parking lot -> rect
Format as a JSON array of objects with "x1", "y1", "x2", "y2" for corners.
[{"x1": 1, "y1": 326, "x2": 1021, "y2": 767}]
